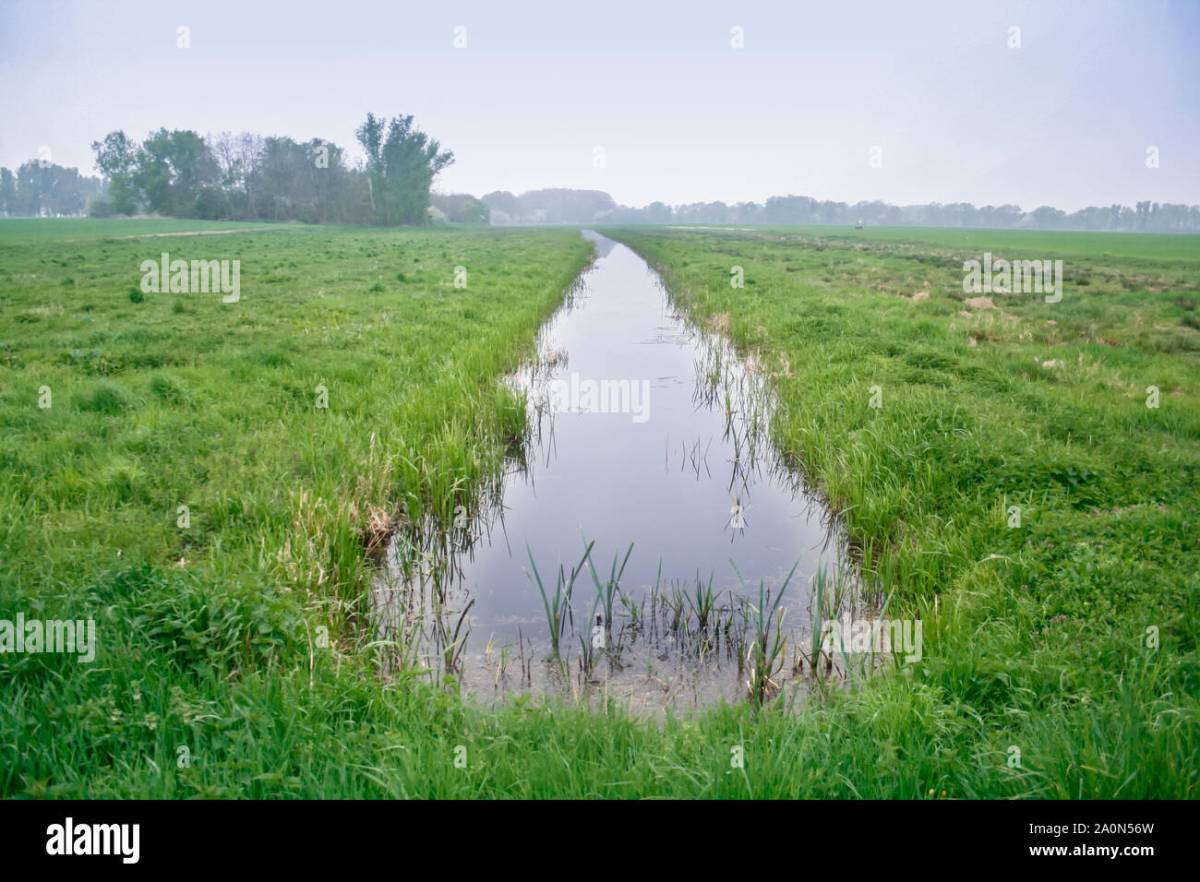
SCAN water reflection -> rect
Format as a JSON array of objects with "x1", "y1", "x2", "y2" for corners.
[{"x1": 375, "y1": 233, "x2": 870, "y2": 713}]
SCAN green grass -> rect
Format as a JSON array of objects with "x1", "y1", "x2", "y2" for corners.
[
  {"x1": 0, "y1": 217, "x2": 280, "y2": 242},
  {"x1": 749, "y1": 224, "x2": 1200, "y2": 263},
  {"x1": 1, "y1": 218, "x2": 1196, "y2": 799},
  {"x1": 0, "y1": 218, "x2": 597, "y2": 796},
  {"x1": 600, "y1": 224, "x2": 1200, "y2": 796}
]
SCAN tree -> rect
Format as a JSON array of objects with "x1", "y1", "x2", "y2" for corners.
[
  {"x1": 0, "y1": 167, "x2": 17, "y2": 216},
  {"x1": 481, "y1": 190, "x2": 519, "y2": 216},
  {"x1": 431, "y1": 192, "x2": 490, "y2": 224},
  {"x1": 91, "y1": 131, "x2": 141, "y2": 214},
  {"x1": 1031, "y1": 205, "x2": 1067, "y2": 230},
  {"x1": 643, "y1": 201, "x2": 672, "y2": 224},
  {"x1": 134, "y1": 129, "x2": 219, "y2": 216},
  {"x1": 356, "y1": 113, "x2": 454, "y2": 225}
]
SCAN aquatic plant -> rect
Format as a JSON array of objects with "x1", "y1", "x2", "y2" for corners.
[
  {"x1": 739, "y1": 561, "x2": 798, "y2": 706},
  {"x1": 527, "y1": 541, "x2": 595, "y2": 659}
]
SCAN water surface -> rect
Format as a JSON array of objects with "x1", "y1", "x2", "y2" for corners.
[{"x1": 379, "y1": 232, "x2": 853, "y2": 712}]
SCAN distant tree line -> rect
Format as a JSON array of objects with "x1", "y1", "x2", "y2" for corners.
[
  {"x1": 482, "y1": 189, "x2": 619, "y2": 225},
  {"x1": 83, "y1": 112, "x2": 482, "y2": 226},
  {"x1": 430, "y1": 192, "x2": 492, "y2": 224},
  {"x1": 4, "y1": 137, "x2": 1197, "y2": 233},
  {"x1": 0, "y1": 161, "x2": 103, "y2": 217},
  {"x1": 484, "y1": 189, "x2": 1200, "y2": 233}
]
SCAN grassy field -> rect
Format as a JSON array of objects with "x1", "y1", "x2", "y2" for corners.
[
  {"x1": 603, "y1": 224, "x2": 1200, "y2": 797},
  {"x1": 0, "y1": 217, "x2": 280, "y2": 243},
  {"x1": 752, "y1": 224, "x2": 1200, "y2": 263},
  {"x1": 1, "y1": 217, "x2": 1196, "y2": 798}
]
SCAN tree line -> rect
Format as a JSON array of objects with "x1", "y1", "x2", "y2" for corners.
[
  {"x1": 84, "y1": 112, "x2": 483, "y2": 225},
  {"x1": 4, "y1": 130, "x2": 1199, "y2": 233},
  {"x1": 484, "y1": 189, "x2": 1200, "y2": 234},
  {"x1": 0, "y1": 161, "x2": 103, "y2": 217}
]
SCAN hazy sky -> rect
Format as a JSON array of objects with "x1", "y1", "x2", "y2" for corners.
[{"x1": 1, "y1": 0, "x2": 1197, "y2": 211}]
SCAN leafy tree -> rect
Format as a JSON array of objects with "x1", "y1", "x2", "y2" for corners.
[
  {"x1": 134, "y1": 129, "x2": 219, "y2": 216},
  {"x1": 431, "y1": 192, "x2": 490, "y2": 224},
  {"x1": 356, "y1": 113, "x2": 454, "y2": 225},
  {"x1": 90, "y1": 131, "x2": 140, "y2": 214},
  {"x1": 480, "y1": 190, "x2": 518, "y2": 215},
  {"x1": 0, "y1": 167, "x2": 16, "y2": 216}
]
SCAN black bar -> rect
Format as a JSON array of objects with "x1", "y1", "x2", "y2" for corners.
[{"x1": 0, "y1": 799, "x2": 1186, "y2": 870}]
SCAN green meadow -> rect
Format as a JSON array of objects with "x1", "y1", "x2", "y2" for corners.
[
  {"x1": 0, "y1": 217, "x2": 278, "y2": 243},
  {"x1": 1, "y1": 218, "x2": 1196, "y2": 798},
  {"x1": 754, "y1": 224, "x2": 1200, "y2": 263}
]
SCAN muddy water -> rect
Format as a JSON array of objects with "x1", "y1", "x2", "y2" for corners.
[{"x1": 377, "y1": 232, "x2": 857, "y2": 714}]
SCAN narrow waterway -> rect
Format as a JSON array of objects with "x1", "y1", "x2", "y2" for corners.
[{"x1": 378, "y1": 232, "x2": 857, "y2": 713}]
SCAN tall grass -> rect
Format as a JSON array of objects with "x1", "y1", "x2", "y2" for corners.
[
  {"x1": 586, "y1": 541, "x2": 633, "y2": 637},
  {"x1": 527, "y1": 541, "x2": 595, "y2": 659},
  {"x1": 737, "y1": 562, "x2": 798, "y2": 706}
]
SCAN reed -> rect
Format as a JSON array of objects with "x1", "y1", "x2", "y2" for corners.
[
  {"x1": 738, "y1": 562, "x2": 798, "y2": 706},
  {"x1": 527, "y1": 541, "x2": 595, "y2": 659},
  {"x1": 587, "y1": 542, "x2": 633, "y2": 637},
  {"x1": 686, "y1": 571, "x2": 718, "y2": 633}
]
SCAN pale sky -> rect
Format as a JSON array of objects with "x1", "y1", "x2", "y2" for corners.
[{"x1": 1, "y1": 0, "x2": 1197, "y2": 211}]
